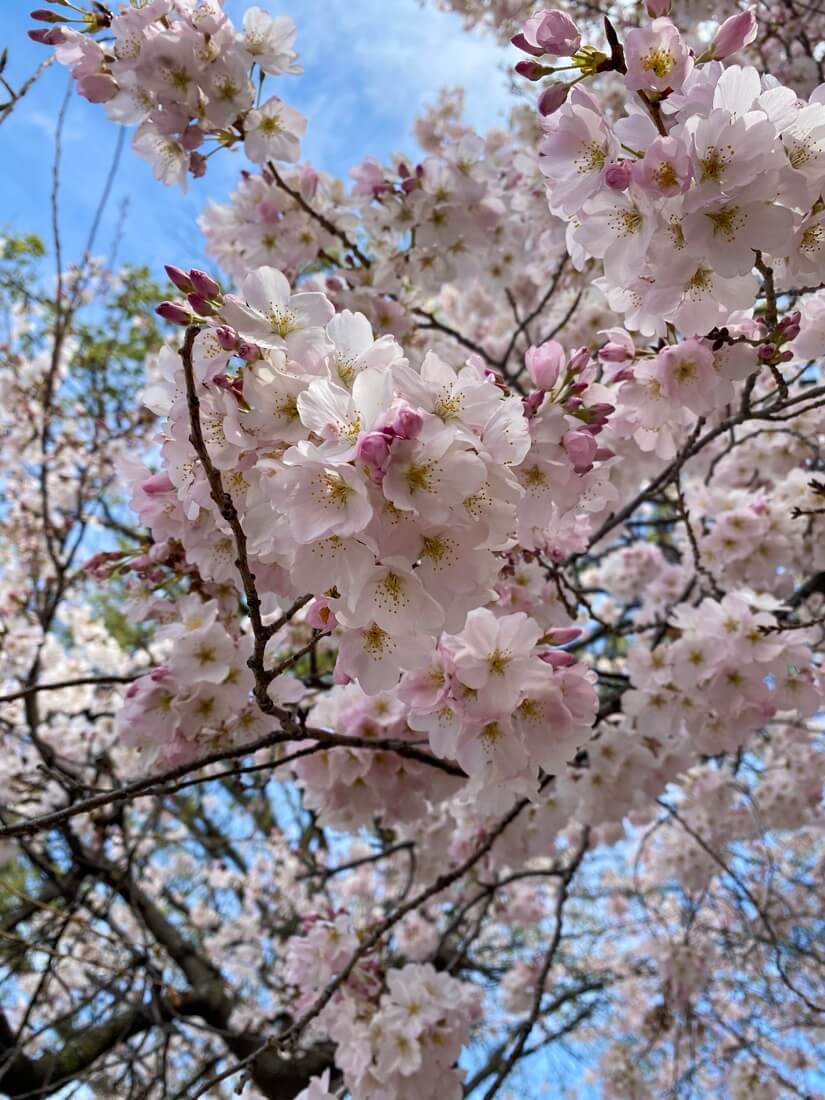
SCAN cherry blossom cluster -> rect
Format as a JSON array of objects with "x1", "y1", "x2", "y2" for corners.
[
  {"x1": 120, "y1": 265, "x2": 614, "y2": 768},
  {"x1": 623, "y1": 592, "x2": 822, "y2": 754},
  {"x1": 197, "y1": 104, "x2": 580, "y2": 362},
  {"x1": 29, "y1": 0, "x2": 305, "y2": 187},
  {"x1": 114, "y1": 595, "x2": 278, "y2": 766},
  {"x1": 519, "y1": 9, "x2": 825, "y2": 346},
  {"x1": 287, "y1": 917, "x2": 481, "y2": 1100}
]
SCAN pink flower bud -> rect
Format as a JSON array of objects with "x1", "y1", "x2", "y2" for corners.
[
  {"x1": 541, "y1": 649, "x2": 578, "y2": 668},
  {"x1": 568, "y1": 347, "x2": 591, "y2": 373},
  {"x1": 600, "y1": 341, "x2": 630, "y2": 363},
  {"x1": 215, "y1": 325, "x2": 239, "y2": 351},
  {"x1": 515, "y1": 59, "x2": 552, "y2": 81},
  {"x1": 781, "y1": 322, "x2": 800, "y2": 341},
  {"x1": 165, "y1": 265, "x2": 194, "y2": 293},
  {"x1": 709, "y1": 9, "x2": 757, "y2": 59},
  {"x1": 523, "y1": 390, "x2": 545, "y2": 418},
  {"x1": 356, "y1": 431, "x2": 392, "y2": 480},
  {"x1": 156, "y1": 301, "x2": 193, "y2": 326},
  {"x1": 758, "y1": 343, "x2": 776, "y2": 361},
  {"x1": 538, "y1": 80, "x2": 570, "y2": 116},
  {"x1": 604, "y1": 161, "x2": 633, "y2": 191},
  {"x1": 187, "y1": 293, "x2": 216, "y2": 317},
  {"x1": 526, "y1": 340, "x2": 565, "y2": 390},
  {"x1": 391, "y1": 405, "x2": 424, "y2": 440},
  {"x1": 523, "y1": 9, "x2": 581, "y2": 56},
  {"x1": 189, "y1": 269, "x2": 220, "y2": 298},
  {"x1": 28, "y1": 26, "x2": 68, "y2": 44},
  {"x1": 563, "y1": 429, "x2": 598, "y2": 472},
  {"x1": 30, "y1": 9, "x2": 70, "y2": 23},
  {"x1": 646, "y1": 0, "x2": 672, "y2": 14},
  {"x1": 142, "y1": 472, "x2": 174, "y2": 495},
  {"x1": 585, "y1": 402, "x2": 615, "y2": 426},
  {"x1": 544, "y1": 626, "x2": 583, "y2": 644}
]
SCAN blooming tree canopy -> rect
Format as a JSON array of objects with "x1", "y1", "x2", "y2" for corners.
[{"x1": 2, "y1": 0, "x2": 824, "y2": 1096}]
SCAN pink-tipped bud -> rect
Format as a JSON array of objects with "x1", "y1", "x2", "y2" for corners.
[
  {"x1": 780, "y1": 310, "x2": 801, "y2": 330},
  {"x1": 526, "y1": 339, "x2": 565, "y2": 390},
  {"x1": 604, "y1": 161, "x2": 633, "y2": 191},
  {"x1": 758, "y1": 343, "x2": 776, "y2": 361},
  {"x1": 523, "y1": 390, "x2": 545, "y2": 418},
  {"x1": 30, "y1": 9, "x2": 70, "y2": 23},
  {"x1": 522, "y1": 9, "x2": 581, "y2": 56},
  {"x1": 780, "y1": 322, "x2": 800, "y2": 341},
  {"x1": 600, "y1": 340, "x2": 631, "y2": 363},
  {"x1": 646, "y1": 0, "x2": 672, "y2": 15},
  {"x1": 189, "y1": 268, "x2": 220, "y2": 298},
  {"x1": 584, "y1": 402, "x2": 615, "y2": 425},
  {"x1": 215, "y1": 325, "x2": 239, "y2": 351},
  {"x1": 538, "y1": 80, "x2": 570, "y2": 116},
  {"x1": 391, "y1": 405, "x2": 424, "y2": 440},
  {"x1": 165, "y1": 265, "x2": 194, "y2": 293},
  {"x1": 515, "y1": 59, "x2": 552, "y2": 81},
  {"x1": 356, "y1": 431, "x2": 392, "y2": 481},
  {"x1": 187, "y1": 293, "x2": 215, "y2": 317},
  {"x1": 541, "y1": 649, "x2": 578, "y2": 668},
  {"x1": 28, "y1": 26, "x2": 67, "y2": 44},
  {"x1": 709, "y1": 9, "x2": 758, "y2": 59},
  {"x1": 568, "y1": 347, "x2": 591, "y2": 372},
  {"x1": 544, "y1": 626, "x2": 583, "y2": 644},
  {"x1": 563, "y1": 428, "x2": 598, "y2": 473},
  {"x1": 141, "y1": 472, "x2": 174, "y2": 495},
  {"x1": 156, "y1": 301, "x2": 193, "y2": 325},
  {"x1": 238, "y1": 341, "x2": 262, "y2": 362}
]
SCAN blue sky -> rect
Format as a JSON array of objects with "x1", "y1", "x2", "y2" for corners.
[{"x1": 1, "y1": 1, "x2": 517, "y2": 279}]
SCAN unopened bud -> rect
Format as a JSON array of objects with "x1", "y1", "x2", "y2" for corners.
[
  {"x1": 156, "y1": 301, "x2": 193, "y2": 325},
  {"x1": 538, "y1": 80, "x2": 570, "y2": 117},
  {"x1": 709, "y1": 9, "x2": 758, "y2": 60},
  {"x1": 142, "y1": 472, "x2": 174, "y2": 495},
  {"x1": 187, "y1": 292, "x2": 216, "y2": 317},
  {"x1": 526, "y1": 339, "x2": 565, "y2": 390},
  {"x1": 391, "y1": 405, "x2": 424, "y2": 440},
  {"x1": 165, "y1": 265, "x2": 194, "y2": 293},
  {"x1": 189, "y1": 268, "x2": 220, "y2": 298},
  {"x1": 30, "y1": 9, "x2": 70, "y2": 23},
  {"x1": 515, "y1": 59, "x2": 552, "y2": 81},
  {"x1": 215, "y1": 325, "x2": 239, "y2": 351},
  {"x1": 28, "y1": 26, "x2": 67, "y2": 44},
  {"x1": 604, "y1": 161, "x2": 632, "y2": 191}
]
